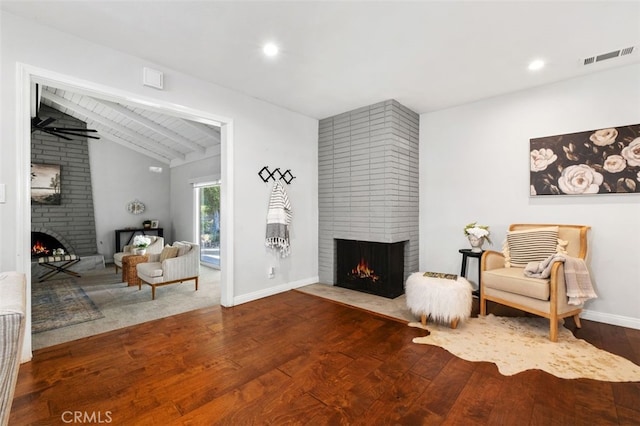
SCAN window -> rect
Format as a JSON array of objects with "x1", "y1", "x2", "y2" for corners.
[{"x1": 195, "y1": 183, "x2": 220, "y2": 268}]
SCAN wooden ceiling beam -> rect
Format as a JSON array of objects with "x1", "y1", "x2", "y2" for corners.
[
  {"x1": 94, "y1": 99, "x2": 206, "y2": 153},
  {"x1": 98, "y1": 130, "x2": 171, "y2": 165},
  {"x1": 180, "y1": 118, "x2": 221, "y2": 142},
  {"x1": 41, "y1": 91, "x2": 185, "y2": 161}
]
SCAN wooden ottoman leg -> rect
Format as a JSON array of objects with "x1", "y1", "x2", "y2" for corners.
[
  {"x1": 451, "y1": 318, "x2": 459, "y2": 329},
  {"x1": 421, "y1": 314, "x2": 427, "y2": 326}
]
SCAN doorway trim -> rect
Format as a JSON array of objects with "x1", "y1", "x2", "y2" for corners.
[{"x1": 16, "y1": 63, "x2": 235, "y2": 361}]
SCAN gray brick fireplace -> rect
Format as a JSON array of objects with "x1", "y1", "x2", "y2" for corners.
[
  {"x1": 318, "y1": 99, "x2": 419, "y2": 297},
  {"x1": 31, "y1": 105, "x2": 104, "y2": 277}
]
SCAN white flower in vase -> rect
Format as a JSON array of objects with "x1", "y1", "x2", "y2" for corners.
[{"x1": 463, "y1": 222, "x2": 492, "y2": 252}]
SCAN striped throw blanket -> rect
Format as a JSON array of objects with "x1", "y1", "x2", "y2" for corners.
[
  {"x1": 265, "y1": 182, "x2": 292, "y2": 257},
  {"x1": 524, "y1": 254, "x2": 597, "y2": 305}
]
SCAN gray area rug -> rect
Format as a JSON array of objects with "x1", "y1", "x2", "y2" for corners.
[
  {"x1": 32, "y1": 279, "x2": 104, "y2": 333},
  {"x1": 32, "y1": 265, "x2": 221, "y2": 350}
]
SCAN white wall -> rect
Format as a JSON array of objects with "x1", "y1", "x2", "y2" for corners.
[
  {"x1": 170, "y1": 155, "x2": 221, "y2": 242},
  {"x1": 89, "y1": 139, "x2": 171, "y2": 260},
  {"x1": 420, "y1": 63, "x2": 640, "y2": 328},
  {"x1": 1, "y1": 12, "x2": 319, "y2": 358}
]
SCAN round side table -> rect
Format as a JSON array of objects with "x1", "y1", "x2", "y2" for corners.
[
  {"x1": 122, "y1": 254, "x2": 149, "y2": 287},
  {"x1": 458, "y1": 249, "x2": 484, "y2": 296}
]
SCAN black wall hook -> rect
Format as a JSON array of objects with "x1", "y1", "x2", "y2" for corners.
[{"x1": 258, "y1": 166, "x2": 296, "y2": 184}]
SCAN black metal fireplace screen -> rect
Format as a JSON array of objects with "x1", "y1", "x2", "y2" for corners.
[{"x1": 335, "y1": 239, "x2": 405, "y2": 299}]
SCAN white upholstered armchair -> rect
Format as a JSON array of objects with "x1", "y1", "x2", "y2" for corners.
[
  {"x1": 113, "y1": 236, "x2": 164, "y2": 274},
  {"x1": 136, "y1": 241, "x2": 200, "y2": 300},
  {"x1": 480, "y1": 224, "x2": 590, "y2": 342}
]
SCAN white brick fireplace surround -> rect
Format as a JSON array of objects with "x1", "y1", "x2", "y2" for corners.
[{"x1": 318, "y1": 100, "x2": 419, "y2": 289}]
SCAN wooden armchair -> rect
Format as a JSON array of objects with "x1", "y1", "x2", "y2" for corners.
[
  {"x1": 113, "y1": 236, "x2": 164, "y2": 274},
  {"x1": 136, "y1": 241, "x2": 200, "y2": 300},
  {"x1": 480, "y1": 224, "x2": 590, "y2": 342}
]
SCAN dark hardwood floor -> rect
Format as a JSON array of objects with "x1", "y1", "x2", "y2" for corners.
[{"x1": 10, "y1": 291, "x2": 640, "y2": 425}]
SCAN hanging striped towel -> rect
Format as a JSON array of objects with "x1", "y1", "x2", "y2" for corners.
[{"x1": 265, "y1": 182, "x2": 292, "y2": 257}]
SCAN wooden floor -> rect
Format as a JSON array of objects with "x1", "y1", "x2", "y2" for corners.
[{"x1": 10, "y1": 291, "x2": 640, "y2": 425}]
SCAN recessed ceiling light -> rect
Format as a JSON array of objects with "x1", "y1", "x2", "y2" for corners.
[
  {"x1": 528, "y1": 59, "x2": 545, "y2": 71},
  {"x1": 263, "y1": 43, "x2": 279, "y2": 57}
]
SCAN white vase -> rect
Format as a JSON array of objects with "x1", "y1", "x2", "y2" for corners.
[
  {"x1": 133, "y1": 248, "x2": 146, "y2": 255},
  {"x1": 468, "y1": 235, "x2": 485, "y2": 252}
]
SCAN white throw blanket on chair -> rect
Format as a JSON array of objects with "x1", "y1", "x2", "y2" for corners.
[
  {"x1": 265, "y1": 181, "x2": 292, "y2": 257},
  {"x1": 524, "y1": 254, "x2": 597, "y2": 305}
]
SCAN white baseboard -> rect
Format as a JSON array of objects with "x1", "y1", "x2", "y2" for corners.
[
  {"x1": 233, "y1": 276, "x2": 319, "y2": 306},
  {"x1": 581, "y1": 309, "x2": 640, "y2": 330}
]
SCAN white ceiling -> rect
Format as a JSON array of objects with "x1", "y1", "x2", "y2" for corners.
[
  {"x1": 35, "y1": 85, "x2": 221, "y2": 165},
  {"x1": 3, "y1": 1, "x2": 640, "y2": 120}
]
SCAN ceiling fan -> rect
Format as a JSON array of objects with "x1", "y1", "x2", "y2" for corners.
[{"x1": 31, "y1": 84, "x2": 100, "y2": 140}]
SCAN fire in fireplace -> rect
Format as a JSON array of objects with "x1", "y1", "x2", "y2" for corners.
[
  {"x1": 31, "y1": 232, "x2": 66, "y2": 258},
  {"x1": 350, "y1": 257, "x2": 380, "y2": 282},
  {"x1": 335, "y1": 239, "x2": 405, "y2": 299}
]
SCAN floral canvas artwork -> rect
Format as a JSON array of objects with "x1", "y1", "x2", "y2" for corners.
[{"x1": 530, "y1": 124, "x2": 640, "y2": 196}]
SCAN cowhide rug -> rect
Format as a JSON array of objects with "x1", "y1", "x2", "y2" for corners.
[{"x1": 409, "y1": 314, "x2": 640, "y2": 382}]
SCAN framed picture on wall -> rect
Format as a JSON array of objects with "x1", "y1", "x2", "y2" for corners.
[
  {"x1": 530, "y1": 123, "x2": 640, "y2": 196},
  {"x1": 31, "y1": 163, "x2": 62, "y2": 205}
]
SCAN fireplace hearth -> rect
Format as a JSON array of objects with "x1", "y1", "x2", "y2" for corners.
[{"x1": 335, "y1": 239, "x2": 405, "y2": 299}]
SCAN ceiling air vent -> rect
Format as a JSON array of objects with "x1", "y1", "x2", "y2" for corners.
[
  {"x1": 583, "y1": 46, "x2": 635, "y2": 66},
  {"x1": 621, "y1": 46, "x2": 635, "y2": 56}
]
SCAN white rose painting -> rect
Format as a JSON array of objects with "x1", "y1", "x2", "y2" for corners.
[{"x1": 530, "y1": 124, "x2": 640, "y2": 196}]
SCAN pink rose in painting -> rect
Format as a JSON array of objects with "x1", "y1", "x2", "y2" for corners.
[
  {"x1": 621, "y1": 137, "x2": 640, "y2": 167},
  {"x1": 603, "y1": 155, "x2": 626, "y2": 173},
  {"x1": 558, "y1": 164, "x2": 603, "y2": 195},
  {"x1": 589, "y1": 128, "x2": 618, "y2": 146},
  {"x1": 530, "y1": 148, "x2": 557, "y2": 172}
]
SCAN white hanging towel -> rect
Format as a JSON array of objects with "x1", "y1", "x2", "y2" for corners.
[{"x1": 265, "y1": 181, "x2": 292, "y2": 257}]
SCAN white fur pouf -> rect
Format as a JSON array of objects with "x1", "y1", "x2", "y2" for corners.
[{"x1": 405, "y1": 272, "x2": 473, "y2": 328}]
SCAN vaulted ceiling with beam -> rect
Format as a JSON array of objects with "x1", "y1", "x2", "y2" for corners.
[{"x1": 38, "y1": 86, "x2": 221, "y2": 166}]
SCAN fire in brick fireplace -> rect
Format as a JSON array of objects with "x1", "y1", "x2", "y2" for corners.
[
  {"x1": 335, "y1": 239, "x2": 405, "y2": 299},
  {"x1": 31, "y1": 232, "x2": 66, "y2": 258}
]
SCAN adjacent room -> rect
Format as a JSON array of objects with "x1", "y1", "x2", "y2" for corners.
[
  {"x1": 28, "y1": 87, "x2": 223, "y2": 349},
  {"x1": 1, "y1": 1, "x2": 639, "y2": 424}
]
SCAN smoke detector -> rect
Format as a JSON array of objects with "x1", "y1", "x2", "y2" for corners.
[{"x1": 583, "y1": 46, "x2": 635, "y2": 66}]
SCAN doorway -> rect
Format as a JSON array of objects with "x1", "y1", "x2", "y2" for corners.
[
  {"x1": 196, "y1": 183, "x2": 220, "y2": 268},
  {"x1": 17, "y1": 64, "x2": 235, "y2": 360}
]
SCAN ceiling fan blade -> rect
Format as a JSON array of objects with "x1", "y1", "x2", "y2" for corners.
[
  {"x1": 49, "y1": 127, "x2": 98, "y2": 133},
  {"x1": 33, "y1": 117, "x2": 56, "y2": 127},
  {"x1": 48, "y1": 128, "x2": 101, "y2": 140},
  {"x1": 38, "y1": 128, "x2": 73, "y2": 141}
]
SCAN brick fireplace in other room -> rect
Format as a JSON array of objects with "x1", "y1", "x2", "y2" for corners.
[
  {"x1": 30, "y1": 105, "x2": 105, "y2": 277},
  {"x1": 31, "y1": 230, "x2": 72, "y2": 258},
  {"x1": 335, "y1": 239, "x2": 405, "y2": 299}
]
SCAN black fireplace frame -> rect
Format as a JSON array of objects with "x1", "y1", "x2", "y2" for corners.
[{"x1": 335, "y1": 239, "x2": 405, "y2": 299}]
